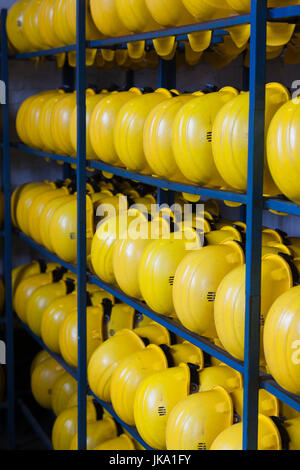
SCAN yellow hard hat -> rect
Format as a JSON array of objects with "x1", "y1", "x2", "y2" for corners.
[
  {"x1": 204, "y1": 226, "x2": 244, "y2": 245},
  {"x1": 212, "y1": 83, "x2": 290, "y2": 196},
  {"x1": 103, "y1": 303, "x2": 136, "y2": 339},
  {"x1": 111, "y1": 342, "x2": 203, "y2": 425},
  {"x1": 59, "y1": 304, "x2": 105, "y2": 367},
  {"x1": 38, "y1": 0, "x2": 62, "y2": 49},
  {"x1": 38, "y1": 89, "x2": 66, "y2": 151},
  {"x1": 173, "y1": 241, "x2": 244, "y2": 337},
  {"x1": 199, "y1": 365, "x2": 242, "y2": 393},
  {"x1": 6, "y1": 0, "x2": 33, "y2": 53},
  {"x1": 16, "y1": 181, "x2": 52, "y2": 235},
  {"x1": 113, "y1": 89, "x2": 173, "y2": 172},
  {"x1": 69, "y1": 416, "x2": 118, "y2": 450},
  {"x1": 12, "y1": 260, "x2": 47, "y2": 295},
  {"x1": 30, "y1": 349, "x2": 51, "y2": 376},
  {"x1": 31, "y1": 357, "x2": 65, "y2": 409},
  {"x1": 64, "y1": 0, "x2": 101, "y2": 43},
  {"x1": 166, "y1": 386, "x2": 233, "y2": 450},
  {"x1": 263, "y1": 285, "x2": 300, "y2": 395},
  {"x1": 51, "y1": 399, "x2": 97, "y2": 450},
  {"x1": 50, "y1": 90, "x2": 76, "y2": 155},
  {"x1": 90, "y1": 0, "x2": 131, "y2": 37},
  {"x1": 285, "y1": 417, "x2": 300, "y2": 450},
  {"x1": 26, "y1": 276, "x2": 75, "y2": 337},
  {"x1": 143, "y1": 94, "x2": 196, "y2": 182},
  {"x1": 231, "y1": 388, "x2": 279, "y2": 419},
  {"x1": 89, "y1": 88, "x2": 142, "y2": 165},
  {"x1": 172, "y1": 87, "x2": 239, "y2": 186},
  {"x1": 51, "y1": 371, "x2": 78, "y2": 416},
  {"x1": 214, "y1": 254, "x2": 294, "y2": 362},
  {"x1": 210, "y1": 414, "x2": 282, "y2": 450},
  {"x1": 93, "y1": 433, "x2": 136, "y2": 450},
  {"x1": 134, "y1": 363, "x2": 202, "y2": 449}
]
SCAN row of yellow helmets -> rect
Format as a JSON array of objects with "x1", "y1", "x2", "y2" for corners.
[
  {"x1": 90, "y1": 201, "x2": 300, "y2": 398},
  {"x1": 86, "y1": 310, "x2": 300, "y2": 450},
  {"x1": 30, "y1": 350, "x2": 140, "y2": 450},
  {"x1": 11, "y1": 174, "x2": 157, "y2": 263},
  {"x1": 16, "y1": 82, "x2": 300, "y2": 205},
  {"x1": 7, "y1": 1, "x2": 300, "y2": 68},
  {"x1": 12, "y1": 258, "x2": 157, "y2": 368}
]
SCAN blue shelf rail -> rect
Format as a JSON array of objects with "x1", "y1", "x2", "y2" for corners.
[{"x1": 3, "y1": 0, "x2": 300, "y2": 450}]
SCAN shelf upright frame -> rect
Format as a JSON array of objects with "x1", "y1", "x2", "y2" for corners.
[
  {"x1": 243, "y1": 0, "x2": 267, "y2": 450},
  {"x1": 76, "y1": 0, "x2": 87, "y2": 451},
  {"x1": 0, "y1": 9, "x2": 15, "y2": 450}
]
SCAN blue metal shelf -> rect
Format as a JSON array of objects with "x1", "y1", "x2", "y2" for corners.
[{"x1": 17, "y1": 398, "x2": 53, "y2": 450}]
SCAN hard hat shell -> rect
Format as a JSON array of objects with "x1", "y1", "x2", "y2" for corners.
[
  {"x1": 13, "y1": 269, "x2": 59, "y2": 323},
  {"x1": 11, "y1": 182, "x2": 43, "y2": 228},
  {"x1": 37, "y1": 0, "x2": 62, "y2": 48},
  {"x1": 51, "y1": 91, "x2": 76, "y2": 155},
  {"x1": 104, "y1": 303, "x2": 136, "y2": 339},
  {"x1": 69, "y1": 416, "x2": 118, "y2": 450},
  {"x1": 173, "y1": 241, "x2": 244, "y2": 338},
  {"x1": 38, "y1": 89, "x2": 66, "y2": 151},
  {"x1": 204, "y1": 226, "x2": 243, "y2": 245},
  {"x1": 267, "y1": 99, "x2": 300, "y2": 204},
  {"x1": 214, "y1": 254, "x2": 293, "y2": 361},
  {"x1": 64, "y1": 0, "x2": 101, "y2": 42},
  {"x1": 69, "y1": 90, "x2": 109, "y2": 159},
  {"x1": 52, "y1": 0, "x2": 75, "y2": 45},
  {"x1": 134, "y1": 363, "x2": 201, "y2": 449},
  {"x1": 16, "y1": 94, "x2": 38, "y2": 145},
  {"x1": 182, "y1": 0, "x2": 234, "y2": 20},
  {"x1": 51, "y1": 400, "x2": 97, "y2": 450},
  {"x1": 93, "y1": 433, "x2": 135, "y2": 450},
  {"x1": 113, "y1": 89, "x2": 173, "y2": 172},
  {"x1": 199, "y1": 365, "x2": 242, "y2": 393},
  {"x1": 30, "y1": 349, "x2": 51, "y2": 375},
  {"x1": 28, "y1": 185, "x2": 70, "y2": 245},
  {"x1": 166, "y1": 386, "x2": 233, "y2": 450},
  {"x1": 51, "y1": 371, "x2": 78, "y2": 416},
  {"x1": 88, "y1": 329, "x2": 146, "y2": 402},
  {"x1": 7, "y1": 0, "x2": 33, "y2": 53},
  {"x1": 284, "y1": 417, "x2": 300, "y2": 450},
  {"x1": 90, "y1": 0, "x2": 131, "y2": 37},
  {"x1": 262, "y1": 228, "x2": 284, "y2": 246},
  {"x1": 16, "y1": 181, "x2": 51, "y2": 235},
  {"x1": 172, "y1": 88, "x2": 239, "y2": 186},
  {"x1": 26, "y1": 279, "x2": 72, "y2": 337},
  {"x1": 143, "y1": 94, "x2": 196, "y2": 181},
  {"x1": 111, "y1": 342, "x2": 203, "y2": 426},
  {"x1": 210, "y1": 413, "x2": 282, "y2": 450},
  {"x1": 39, "y1": 193, "x2": 75, "y2": 252},
  {"x1": 49, "y1": 195, "x2": 94, "y2": 263},
  {"x1": 230, "y1": 388, "x2": 279, "y2": 419},
  {"x1": 12, "y1": 261, "x2": 44, "y2": 295},
  {"x1": 263, "y1": 285, "x2": 300, "y2": 395},
  {"x1": 212, "y1": 83, "x2": 290, "y2": 195},
  {"x1": 145, "y1": 0, "x2": 194, "y2": 27},
  {"x1": 137, "y1": 237, "x2": 191, "y2": 317},
  {"x1": 59, "y1": 305, "x2": 104, "y2": 367},
  {"x1": 116, "y1": 0, "x2": 161, "y2": 34},
  {"x1": 89, "y1": 88, "x2": 142, "y2": 164},
  {"x1": 31, "y1": 357, "x2": 65, "y2": 409}
]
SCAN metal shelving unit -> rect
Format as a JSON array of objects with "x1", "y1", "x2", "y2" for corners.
[{"x1": 1, "y1": 0, "x2": 300, "y2": 450}]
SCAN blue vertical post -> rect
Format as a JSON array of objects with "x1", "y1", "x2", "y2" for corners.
[
  {"x1": 1, "y1": 9, "x2": 15, "y2": 449},
  {"x1": 76, "y1": 0, "x2": 87, "y2": 450},
  {"x1": 243, "y1": 0, "x2": 267, "y2": 450},
  {"x1": 157, "y1": 57, "x2": 176, "y2": 207}
]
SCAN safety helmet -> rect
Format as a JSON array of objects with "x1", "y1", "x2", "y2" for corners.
[
  {"x1": 173, "y1": 241, "x2": 244, "y2": 337},
  {"x1": 22, "y1": 0, "x2": 48, "y2": 50},
  {"x1": 111, "y1": 342, "x2": 203, "y2": 425},
  {"x1": 204, "y1": 226, "x2": 244, "y2": 245},
  {"x1": 199, "y1": 365, "x2": 242, "y2": 393},
  {"x1": 51, "y1": 399, "x2": 97, "y2": 450},
  {"x1": 103, "y1": 303, "x2": 136, "y2": 339},
  {"x1": 7, "y1": 0, "x2": 33, "y2": 53},
  {"x1": 230, "y1": 388, "x2": 279, "y2": 419},
  {"x1": 113, "y1": 89, "x2": 173, "y2": 173},
  {"x1": 69, "y1": 416, "x2": 118, "y2": 450},
  {"x1": 64, "y1": 0, "x2": 101, "y2": 43},
  {"x1": 13, "y1": 265, "x2": 62, "y2": 322},
  {"x1": 50, "y1": 90, "x2": 76, "y2": 155},
  {"x1": 210, "y1": 413, "x2": 282, "y2": 450},
  {"x1": 212, "y1": 83, "x2": 290, "y2": 196},
  {"x1": 31, "y1": 357, "x2": 65, "y2": 409},
  {"x1": 143, "y1": 94, "x2": 197, "y2": 182},
  {"x1": 134, "y1": 363, "x2": 202, "y2": 449},
  {"x1": 16, "y1": 181, "x2": 52, "y2": 235},
  {"x1": 59, "y1": 304, "x2": 105, "y2": 367},
  {"x1": 172, "y1": 87, "x2": 239, "y2": 186},
  {"x1": 93, "y1": 433, "x2": 136, "y2": 450},
  {"x1": 263, "y1": 285, "x2": 300, "y2": 395},
  {"x1": 214, "y1": 253, "x2": 294, "y2": 362},
  {"x1": 89, "y1": 88, "x2": 142, "y2": 164},
  {"x1": 38, "y1": 89, "x2": 66, "y2": 151},
  {"x1": 51, "y1": 371, "x2": 78, "y2": 416},
  {"x1": 88, "y1": 323, "x2": 169, "y2": 402},
  {"x1": 26, "y1": 275, "x2": 76, "y2": 337},
  {"x1": 49, "y1": 195, "x2": 94, "y2": 263},
  {"x1": 166, "y1": 386, "x2": 233, "y2": 450},
  {"x1": 37, "y1": 0, "x2": 62, "y2": 49},
  {"x1": 90, "y1": 0, "x2": 131, "y2": 37},
  {"x1": 30, "y1": 349, "x2": 51, "y2": 376},
  {"x1": 285, "y1": 417, "x2": 300, "y2": 450}
]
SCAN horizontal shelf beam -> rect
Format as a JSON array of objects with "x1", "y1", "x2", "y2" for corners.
[
  {"x1": 17, "y1": 398, "x2": 53, "y2": 450},
  {"x1": 268, "y1": 5, "x2": 300, "y2": 21},
  {"x1": 259, "y1": 377, "x2": 300, "y2": 413},
  {"x1": 264, "y1": 198, "x2": 300, "y2": 217},
  {"x1": 11, "y1": 143, "x2": 76, "y2": 165}
]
